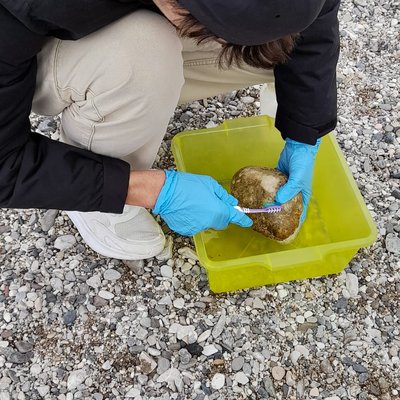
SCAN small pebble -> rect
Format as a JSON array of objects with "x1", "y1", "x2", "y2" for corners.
[
  {"x1": 231, "y1": 356, "x2": 245, "y2": 371},
  {"x1": 14, "y1": 341, "x2": 33, "y2": 354},
  {"x1": 67, "y1": 370, "x2": 87, "y2": 391},
  {"x1": 234, "y1": 371, "x2": 249, "y2": 385},
  {"x1": 173, "y1": 298, "x2": 185, "y2": 309},
  {"x1": 103, "y1": 269, "x2": 121, "y2": 281},
  {"x1": 98, "y1": 290, "x2": 114, "y2": 300},
  {"x1": 202, "y1": 345, "x2": 219, "y2": 356},
  {"x1": 63, "y1": 310, "x2": 77, "y2": 326},
  {"x1": 160, "y1": 265, "x2": 173, "y2": 278},
  {"x1": 271, "y1": 366, "x2": 285, "y2": 381},
  {"x1": 54, "y1": 235, "x2": 76, "y2": 250},
  {"x1": 37, "y1": 386, "x2": 50, "y2": 397},
  {"x1": 211, "y1": 373, "x2": 225, "y2": 390}
]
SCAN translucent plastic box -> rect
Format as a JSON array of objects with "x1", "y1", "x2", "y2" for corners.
[{"x1": 171, "y1": 116, "x2": 377, "y2": 293}]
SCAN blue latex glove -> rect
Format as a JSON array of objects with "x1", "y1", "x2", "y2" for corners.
[
  {"x1": 274, "y1": 138, "x2": 321, "y2": 224},
  {"x1": 153, "y1": 170, "x2": 253, "y2": 236}
]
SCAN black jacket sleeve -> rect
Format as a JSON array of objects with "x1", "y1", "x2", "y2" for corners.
[
  {"x1": 274, "y1": 0, "x2": 340, "y2": 145},
  {"x1": 0, "y1": 5, "x2": 130, "y2": 212}
]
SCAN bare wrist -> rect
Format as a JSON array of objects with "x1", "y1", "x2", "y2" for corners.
[{"x1": 126, "y1": 170, "x2": 166, "y2": 209}]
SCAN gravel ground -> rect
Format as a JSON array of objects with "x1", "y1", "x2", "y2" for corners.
[{"x1": 1, "y1": 1, "x2": 399, "y2": 399}]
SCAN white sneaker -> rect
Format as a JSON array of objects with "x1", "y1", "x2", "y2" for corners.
[{"x1": 66, "y1": 205, "x2": 165, "y2": 260}]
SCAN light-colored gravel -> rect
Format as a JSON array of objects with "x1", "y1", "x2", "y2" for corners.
[{"x1": 1, "y1": 1, "x2": 399, "y2": 399}]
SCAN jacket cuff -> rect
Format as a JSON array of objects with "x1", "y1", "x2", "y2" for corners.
[
  {"x1": 275, "y1": 109, "x2": 337, "y2": 145},
  {"x1": 99, "y1": 156, "x2": 130, "y2": 213}
]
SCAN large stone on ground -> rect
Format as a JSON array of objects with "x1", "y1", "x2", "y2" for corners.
[{"x1": 231, "y1": 166, "x2": 302, "y2": 243}]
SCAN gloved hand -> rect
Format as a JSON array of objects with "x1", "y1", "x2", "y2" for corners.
[
  {"x1": 153, "y1": 170, "x2": 253, "y2": 236},
  {"x1": 274, "y1": 138, "x2": 321, "y2": 224}
]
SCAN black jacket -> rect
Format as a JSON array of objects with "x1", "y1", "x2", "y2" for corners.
[{"x1": 0, "y1": 0, "x2": 340, "y2": 213}]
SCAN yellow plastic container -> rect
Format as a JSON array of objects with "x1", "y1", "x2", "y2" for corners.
[{"x1": 171, "y1": 116, "x2": 377, "y2": 293}]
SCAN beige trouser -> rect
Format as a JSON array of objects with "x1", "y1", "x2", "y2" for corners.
[{"x1": 33, "y1": 10, "x2": 274, "y2": 170}]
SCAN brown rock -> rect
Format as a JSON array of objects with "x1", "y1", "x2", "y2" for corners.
[{"x1": 231, "y1": 166, "x2": 302, "y2": 243}]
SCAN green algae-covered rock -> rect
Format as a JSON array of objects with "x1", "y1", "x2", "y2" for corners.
[{"x1": 231, "y1": 166, "x2": 302, "y2": 243}]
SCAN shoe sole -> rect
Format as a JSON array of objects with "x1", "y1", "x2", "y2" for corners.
[{"x1": 67, "y1": 211, "x2": 165, "y2": 260}]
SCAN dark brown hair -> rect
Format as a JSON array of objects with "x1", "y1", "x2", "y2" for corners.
[{"x1": 175, "y1": 7, "x2": 298, "y2": 69}]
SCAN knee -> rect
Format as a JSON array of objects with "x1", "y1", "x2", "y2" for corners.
[
  {"x1": 60, "y1": 10, "x2": 184, "y2": 107},
  {"x1": 59, "y1": 10, "x2": 185, "y2": 159},
  {"x1": 115, "y1": 10, "x2": 184, "y2": 99}
]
